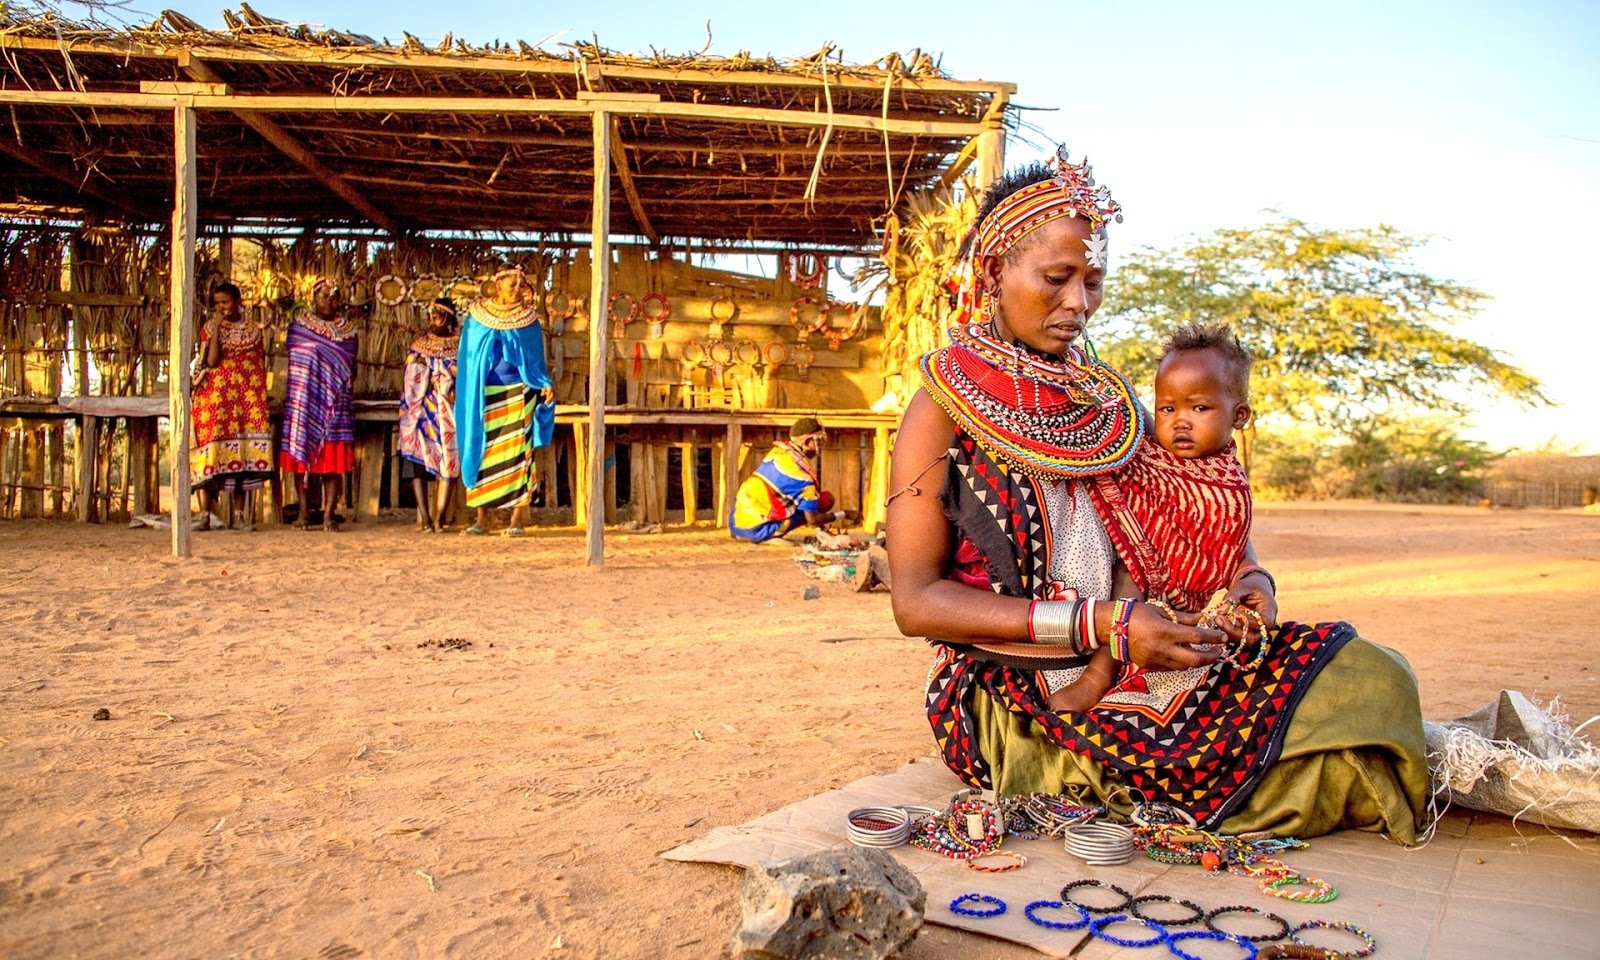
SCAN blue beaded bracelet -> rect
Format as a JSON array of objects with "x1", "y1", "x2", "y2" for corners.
[
  {"x1": 1169, "y1": 930, "x2": 1259, "y2": 960},
  {"x1": 1088, "y1": 913, "x2": 1167, "y2": 948},
  {"x1": 949, "y1": 893, "x2": 1006, "y2": 918},
  {"x1": 1023, "y1": 899, "x2": 1090, "y2": 930}
]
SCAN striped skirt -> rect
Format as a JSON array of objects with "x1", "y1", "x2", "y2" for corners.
[{"x1": 465, "y1": 383, "x2": 538, "y2": 509}]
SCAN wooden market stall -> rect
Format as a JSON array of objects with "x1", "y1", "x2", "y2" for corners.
[{"x1": 0, "y1": 7, "x2": 1012, "y2": 561}]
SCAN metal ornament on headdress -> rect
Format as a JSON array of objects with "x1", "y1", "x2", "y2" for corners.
[{"x1": 947, "y1": 145, "x2": 1124, "y2": 328}]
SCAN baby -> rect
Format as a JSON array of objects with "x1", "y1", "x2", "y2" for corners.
[{"x1": 1047, "y1": 322, "x2": 1255, "y2": 712}]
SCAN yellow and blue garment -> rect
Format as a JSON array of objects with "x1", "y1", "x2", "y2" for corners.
[
  {"x1": 729, "y1": 441, "x2": 820, "y2": 543},
  {"x1": 455, "y1": 314, "x2": 554, "y2": 508}
]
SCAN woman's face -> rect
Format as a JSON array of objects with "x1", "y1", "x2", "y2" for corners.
[
  {"x1": 210, "y1": 289, "x2": 239, "y2": 320},
  {"x1": 983, "y1": 215, "x2": 1104, "y2": 355},
  {"x1": 427, "y1": 307, "x2": 454, "y2": 335},
  {"x1": 312, "y1": 284, "x2": 342, "y2": 317},
  {"x1": 495, "y1": 275, "x2": 527, "y2": 308}
]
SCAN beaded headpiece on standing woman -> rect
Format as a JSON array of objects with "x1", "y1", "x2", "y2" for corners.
[{"x1": 921, "y1": 146, "x2": 1143, "y2": 479}]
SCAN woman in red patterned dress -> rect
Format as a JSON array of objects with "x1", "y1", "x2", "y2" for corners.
[{"x1": 190, "y1": 282, "x2": 273, "y2": 530}]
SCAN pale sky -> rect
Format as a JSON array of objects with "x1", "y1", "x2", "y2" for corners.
[{"x1": 62, "y1": 0, "x2": 1600, "y2": 452}]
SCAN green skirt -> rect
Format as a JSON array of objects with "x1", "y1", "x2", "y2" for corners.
[{"x1": 974, "y1": 638, "x2": 1431, "y2": 843}]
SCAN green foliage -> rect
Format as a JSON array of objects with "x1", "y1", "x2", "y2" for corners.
[
  {"x1": 1252, "y1": 417, "x2": 1500, "y2": 503},
  {"x1": 1094, "y1": 217, "x2": 1546, "y2": 432}
]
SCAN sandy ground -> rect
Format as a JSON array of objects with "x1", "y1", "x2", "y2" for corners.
[{"x1": 1, "y1": 503, "x2": 1597, "y2": 959}]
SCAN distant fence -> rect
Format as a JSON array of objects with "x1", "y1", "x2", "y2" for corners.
[{"x1": 1482, "y1": 477, "x2": 1599, "y2": 509}]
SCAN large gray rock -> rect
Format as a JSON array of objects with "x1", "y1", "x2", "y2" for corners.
[{"x1": 730, "y1": 847, "x2": 925, "y2": 960}]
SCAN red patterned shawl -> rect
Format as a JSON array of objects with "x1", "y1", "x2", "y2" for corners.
[{"x1": 1088, "y1": 439, "x2": 1252, "y2": 613}]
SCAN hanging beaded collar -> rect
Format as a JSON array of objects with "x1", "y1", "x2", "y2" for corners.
[
  {"x1": 921, "y1": 323, "x2": 1143, "y2": 478},
  {"x1": 210, "y1": 316, "x2": 262, "y2": 350}
]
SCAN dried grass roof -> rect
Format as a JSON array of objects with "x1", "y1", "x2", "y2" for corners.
[{"x1": 0, "y1": 7, "x2": 1013, "y2": 247}]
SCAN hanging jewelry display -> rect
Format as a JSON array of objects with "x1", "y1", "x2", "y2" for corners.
[
  {"x1": 608, "y1": 292, "x2": 640, "y2": 339},
  {"x1": 544, "y1": 288, "x2": 577, "y2": 337},
  {"x1": 787, "y1": 251, "x2": 826, "y2": 288},
  {"x1": 760, "y1": 340, "x2": 788, "y2": 386},
  {"x1": 789, "y1": 296, "x2": 829, "y2": 342},
  {"x1": 447, "y1": 275, "x2": 478, "y2": 302},
  {"x1": 790, "y1": 339, "x2": 815, "y2": 381},
  {"x1": 708, "y1": 295, "x2": 737, "y2": 342},
  {"x1": 640, "y1": 292, "x2": 671, "y2": 339},
  {"x1": 410, "y1": 274, "x2": 443, "y2": 303},
  {"x1": 707, "y1": 338, "x2": 734, "y2": 387}
]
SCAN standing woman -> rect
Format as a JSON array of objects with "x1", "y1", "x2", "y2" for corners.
[
  {"x1": 455, "y1": 268, "x2": 555, "y2": 537},
  {"x1": 397, "y1": 297, "x2": 461, "y2": 533},
  {"x1": 190, "y1": 281, "x2": 273, "y2": 530},
  {"x1": 279, "y1": 279, "x2": 357, "y2": 531}
]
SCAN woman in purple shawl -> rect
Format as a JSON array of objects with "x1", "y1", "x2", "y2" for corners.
[{"x1": 279, "y1": 280, "x2": 357, "y2": 531}]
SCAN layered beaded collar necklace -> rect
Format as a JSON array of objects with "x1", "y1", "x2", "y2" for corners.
[
  {"x1": 294, "y1": 310, "x2": 356, "y2": 341},
  {"x1": 470, "y1": 297, "x2": 537, "y2": 331},
  {"x1": 412, "y1": 333, "x2": 459, "y2": 358},
  {"x1": 921, "y1": 323, "x2": 1143, "y2": 479}
]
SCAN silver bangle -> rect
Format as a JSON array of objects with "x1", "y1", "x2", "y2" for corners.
[
  {"x1": 1082, "y1": 598, "x2": 1099, "y2": 651},
  {"x1": 1030, "y1": 599, "x2": 1080, "y2": 647}
]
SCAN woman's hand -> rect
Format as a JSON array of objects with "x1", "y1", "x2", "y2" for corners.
[
  {"x1": 1226, "y1": 572, "x2": 1279, "y2": 634},
  {"x1": 1126, "y1": 603, "x2": 1225, "y2": 671}
]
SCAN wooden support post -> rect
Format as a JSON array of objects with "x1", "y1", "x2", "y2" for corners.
[
  {"x1": 571, "y1": 421, "x2": 589, "y2": 527},
  {"x1": 838, "y1": 435, "x2": 863, "y2": 515},
  {"x1": 358, "y1": 430, "x2": 386, "y2": 521},
  {"x1": 20, "y1": 426, "x2": 42, "y2": 519},
  {"x1": 47, "y1": 424, "x2": 65, "y2": 518},
  {"x1": 629, "y1": 441, "x2": 646, "y2": 521},
  {"x1": 975, "y1": 128, "x2": 1005, "y2": 194},
  {"x1": 603, "y1": 438, "x2": 618, "y2": 525},
  {"x1": 128, "y1": 416, "x2": 157, "y2": 515},
  {"x1": 169, "y1": 102, "x2": 198, "y2": 557},
  {"x1": 76, "y1": 415, "x2": 98, "y2": 522},
  {"x1": 585, "y1": 110, "x2": 612, "y2": 564},
  {"x1": 863, "y1": 425, "x2": 891, "y2": 534},
  {"x1": 680, "y1": 441, "x2": 697, "y2": 525},
  {"x1": 720, "y1": 421, "x2": 742, "y2": 530}
]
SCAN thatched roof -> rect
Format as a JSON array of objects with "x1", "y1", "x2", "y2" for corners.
[{"x1": 0, "y1": 7, "x2": 1013, "y2": 247}]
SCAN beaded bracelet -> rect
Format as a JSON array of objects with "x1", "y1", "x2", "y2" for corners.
[
  {"x1": 1060, "y1": 879, "x2": 1131, "y2": 914},
  {"x1": 1023, "y1": 899, "x2": 1091, "y2": 930},
  {"x1": 1204, "y1": 905, "x2": 1291, "y2": 943},
  {"x1": 949, "y1": 893, "x2": 1006, "y2": 917},
  {"x1": 1258, "y1": 946, "x2": 1341, "y2": 960},
  {"x1": 965, "y1": 850, "x2": 1027, "y2": 873},
  {"x1": 1109, "y1": 598, "x2": 1135, "y2": 662},
  {"x1": 1262, "y1": 873, "x2": 1338, "y2": 903},
  {"x1": 1290, "y1": 919, "x2": 1376, "y2": 958},
  {"x1": 1128, "y1": 894, "x2": 1205, "y2": 927},
  {"x1": 1169, "y1": 930, "x2": 1260, "y2": 960},
  {"x1": 1088, "y1": 914, "x2": 1167, "y2": 948}
]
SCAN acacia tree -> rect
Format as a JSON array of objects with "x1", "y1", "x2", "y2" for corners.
[{"x1": 1094, "y1": 217, "x2": 1545, "y2": 466}]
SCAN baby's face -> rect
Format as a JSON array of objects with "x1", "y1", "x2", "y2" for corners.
[{"x1": 1153, "y1": 349, "x2": 1248, "y2": 459}]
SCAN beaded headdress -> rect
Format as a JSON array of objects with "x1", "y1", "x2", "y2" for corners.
[
  {"x1": 921, "y1": 146, "x2": 1141, "y2": 479},
  {"x1": 948, "y1": 145, "x2": 1123, "y2": 327}
]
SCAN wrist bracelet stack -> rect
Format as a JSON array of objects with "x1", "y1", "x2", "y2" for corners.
[{"x1": 1028, "y1": 599, "x2": 1097, "y2": 655}]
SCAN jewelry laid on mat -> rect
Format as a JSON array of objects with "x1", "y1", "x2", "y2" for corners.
[{"x1": 948, "y1": 893, "x2": 1006, "y2": 918}]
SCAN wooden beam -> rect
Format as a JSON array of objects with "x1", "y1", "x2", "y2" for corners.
[
  {"x1": 609, "y1": 119, "x2": 657, "y2": 245},
  {"x1": 75, "y1": 415, "x2": 98, "y2": 523},
  {"x1": 0, "y1": 137, "x2": 158, "y2": 221},
  {"x1": 585, "y1": 109, "x2": 612, "y2": 566},
  {"x1": 140, "y1": 80, "x2": 230, "y2": 96},
  {"x1": 719, "y1": 422, "x2": 742, "y2": 530},
  {"x1": 0, "y1": 90, "x2": 995, "y2": 137},
  {"x1": 281, "y1": 124, "x2": 962, "y2": 157},
  {"x1": 169, "y1": 103, "x2": 197, "y2": 558},
  {"x1": 181, "y1": 57, "x2": 400, "y2": 234},
  {"x1": 0, "y1": 36, "x2": 1015, "y2": 97},
  {"x1": 975, "y1": 129, "x2": 1005, "y2": 194}
]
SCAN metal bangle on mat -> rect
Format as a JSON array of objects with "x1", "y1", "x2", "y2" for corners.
[
  {"x1": 846, "y1": 805, "x2": 911, "y2": 847},
  {"x1": 1063, "y1": 821, "x2": 1136, "y2": 865}
]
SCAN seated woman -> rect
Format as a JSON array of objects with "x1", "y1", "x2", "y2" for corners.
[{"x1": 886, "y1": 149, "x2": 1430, "y2": 843}]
